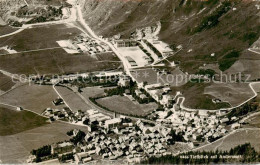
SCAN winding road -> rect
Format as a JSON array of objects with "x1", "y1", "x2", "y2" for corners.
[
  {"x1": 0, "y1": 1, "x2": 259, "y2": 160},
  {"x1": 176, "y1": 82, "x2": 260, "y2": 114}
]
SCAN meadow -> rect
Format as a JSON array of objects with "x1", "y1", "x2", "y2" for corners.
[
  {"x1": 0, "y1": 84, "x2": 64, "y2": 114},
  {"x1": 96, "y1": 95, "x2": 158, "y2": 116}
]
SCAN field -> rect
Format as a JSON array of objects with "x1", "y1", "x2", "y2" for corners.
[
  {"x1": 0, "y1": 24, "x2": 120, "y2": 75},
  {"x1": 55, "y1": 86, "x2": 92, "y2": 112},
  {"x1": 204, "y1": 83, "x2": 255, "y2": 107},
  {"x1": 0, "y1": 84, "x2": 64, "y2": 114},
  {"x1": 171, "y1": 82, "x2": 231, "y2": 110},
  {"x1": 245, "y1": 113, "x2": 260, "y2": 128},
  {"x1": 171, "y1": 81, "x2": 257, "y2": 110},
  {"x1": 0, "y1": 49, "x2": 120, "y2": 75},
  {"x1": 198, "y1": 129, "x2": 260, "y2": 152},
  {"x1": 0, "y1": 106, "x2": 48, "y2": 136},
  {"x1": 241, "y1": 83, "x2": 260, "y2": 127},
  {"x1": 0, "y1": 25, "x2": 16, "y2": 36},
  {"x1": 0, "y1": 72, "x2": 16, "y2": 92},
  {"x1": 0, "y1": 121, "x2": 88, "y2": 163},
  {"x1": 96, "y1": 95, "x2": 158, "y2": 116},
  {"x1": 96, "y1": 52, "x2": 120, "y2": 62},
  {"x1": 252, "y1": 82, "x2": 260, "y2": 93},
  {"x1": 0, "y1": 24, "x2": 80, "y2": 51},
  {"x1": 226, "y1": 50, "x2": 260, "y2": 80},
  {"x1": 81, "y1": 86, "x2": 115, "y2": 98}
]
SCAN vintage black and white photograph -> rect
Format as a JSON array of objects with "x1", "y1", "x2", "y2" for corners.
[{"x1": 0, "y1": 0, "x2": 260, "y2": 164}]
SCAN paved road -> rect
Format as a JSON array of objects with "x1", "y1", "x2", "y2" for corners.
[
  {"x1": 74, "y1": 5, "x2": 131, "y2": 75},
  {"x1": 0, "y1": 28, "x2": 25, "y2": 39},
  {"x1": 0, "y1": 47, "x2": 62, "y2": 56},
  {"x1": 0, "y1": 6, "x2": 77, "y2": 39},
  {"x1": 248, "y1": 48, "x2": 260, "y2": 55}
]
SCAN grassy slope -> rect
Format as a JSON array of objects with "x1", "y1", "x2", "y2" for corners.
[
  {"x1": 0, "y1": 121, "x2": 89, "y2": 163},
  {"x1": 0, "y1": 107, "x2": 48, "y2": 136},
  {"x1": 198, "y1": 129, "x2": 260, "y2": 152},
  {"x1": 0, "y1": 24, "x2": 120, "y2": 75},
  {"x1": 163, "y1": 1, "x2": 260, "y2": 74},
  {"x1": 0, "y1": 84, "x2": 65, "y2": 114},
  {"x1": 82, "y1": 0, "x2": 260, "y2": 75},
  {"x1": 0, "y1": 25, "x2": 16, "y2": 35},
  {"x1": 0, "y1": 24, "x2": 80, "y2": 51},
  {"x1": 171, "y1": 82, "x2": 231, "y2": 110},
  {"x1": 81, "y1": 0, "x2": 259, "y2": 110},
  {"x1": 96, "y1": 95, "x2": 158, "y2": 116},
  {"x1": 0, "y1": 72, "x2": 15, "y2": 92}
]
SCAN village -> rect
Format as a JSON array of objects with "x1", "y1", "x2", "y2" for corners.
[
  {"x1": 27, "y1": 63, "x2": 245, "y2": 164},
  {"x1": 22, "y1": 31, "x2": 251, "y2": 163},
  {"x1": 57, "y1": 33, "x2": 110, "y2": 55},
  {"x1": 28, "y1": 93, "x2": 242, "y2": 164},
  {"x1": 1, "y1": 0, "x2": 260, "y2": 164},
  {"x1": 7, "y1": 3, "x2": 254, "y2": 163}
]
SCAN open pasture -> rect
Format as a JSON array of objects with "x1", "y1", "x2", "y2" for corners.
[
  {"x1": 198, "y1": 129, "x2": 260, "y2": 152},
  {"x1": 0, "y1": 23, "x2": 120, "y2": 75},
  {"x1": 55, "y1": 86, "x2": 92, "y2": 112},
  {"x1": 81, "y1": 86, "x2": 115, "y2": 98},
  {"x1": 226, "y1": 50, "x2": 260, "y2": 80},
  {"x1": 0, "y1": 48, "x2": 120, "y2": 75},
  {"x1": 96, "y1": 95, "x2": 158, "y2": 116},
  {"x1": 0, "y1": 84, "x2": 64, "y2": 114},
  {"x1": 204, "y1": 83, "x2": 255, "y2": 107},
  {"x1": 0, "y1": 72, "x2": 16, "y2": 92},
  {"x1": 0, "y1": 24, "x2": 80, "y2": 51},
  {"x1": 0, "y1": 106, "x2": 48, "y2": 136},
  {"x1": 0, "y1": 121, "x2": 88, "y2": 163},
  {"x1": 0, "y1": 25, "x2": 16, "y2": 36}
]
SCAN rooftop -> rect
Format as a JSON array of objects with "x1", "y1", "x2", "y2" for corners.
[{"x1": 147, "y1": 40, "x2": 173, "y2": 53}]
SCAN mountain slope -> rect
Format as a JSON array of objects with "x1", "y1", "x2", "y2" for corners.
[{"x1": 80, "y1": 0, "x2": 260, "y2": 78}]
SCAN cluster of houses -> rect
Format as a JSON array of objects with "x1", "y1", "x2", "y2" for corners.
[
  {"x1": 42, "y1": 107, "x2": 71, "y2": 121},
  {"x1": 30, "y1": 32, "x2": 246, "y2": 162},
  {"x1": 29, "y1": 101, "x2": 242, "y2": 164},
  {"x1": 145, "y1": 83, "x2": 173, "y2": 106},
  {"x1": 152, "y1": 104, "x2": 242, "y2": 143},
  {"x1": 30, "y1": 114, "x2": 183, "y2": 164},
  {"x1": 43, "y1": 105, "x2": 112, "y2": 125},
  {"x1": 71, "y1": 34, "x2": 109, "y2": 54},
  {"x1": 113, "y1": 39, "x2": 137, "y2": 48},
  {"x1": 118, "y1": 73, "x2": 175, "y2": 108}
]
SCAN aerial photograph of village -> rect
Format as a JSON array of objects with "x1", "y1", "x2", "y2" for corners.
[{"x1": 0, "y1": 0, "x2": 260, "y2": 164}]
